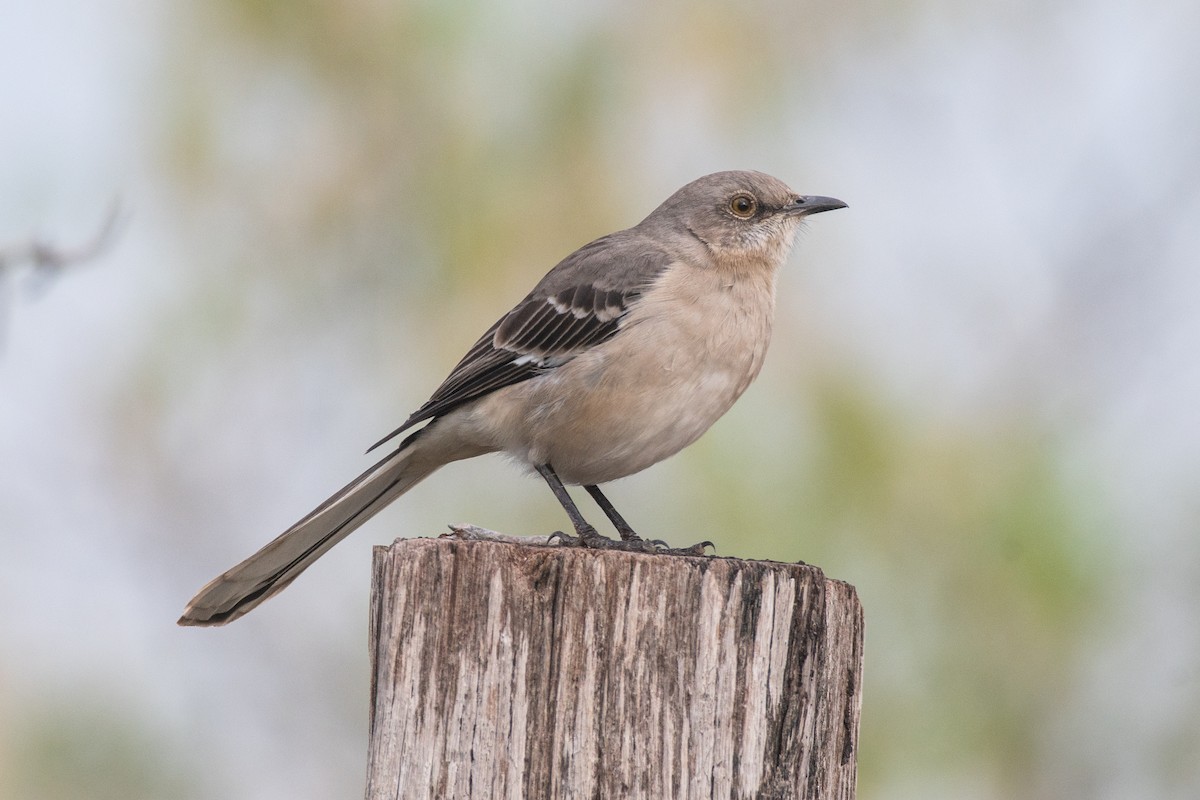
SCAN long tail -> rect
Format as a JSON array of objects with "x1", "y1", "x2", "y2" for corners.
[{"x1": 178, "y1": 436, "x2": 443, "y2": 626}]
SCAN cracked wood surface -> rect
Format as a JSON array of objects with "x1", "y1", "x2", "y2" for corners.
[{"x1": 366, "y1": 537, "x2": 863, "y2": 800}]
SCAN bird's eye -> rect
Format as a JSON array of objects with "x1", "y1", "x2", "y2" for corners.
[{"x1": 729, "y1": 194, "x2": 757, "y2": 218}]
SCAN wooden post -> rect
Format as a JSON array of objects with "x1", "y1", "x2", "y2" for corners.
[{"x1": 366, "y1": 537, "x2": 863, "y2": 800}]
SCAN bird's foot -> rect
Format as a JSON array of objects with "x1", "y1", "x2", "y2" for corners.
[
  {"x1": 612, "y1": 524, "x2": 715, "y2": 556},
  {"x1": 547, "y1": 526, "x2": 655, "y2": 552},
  {"x1": 547, "y1": 528, "x2": 714, "y2": 556}
]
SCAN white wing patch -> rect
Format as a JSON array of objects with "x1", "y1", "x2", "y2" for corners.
[{"x1": 547, "y1": 295, "x2": 591, "y2": 319}]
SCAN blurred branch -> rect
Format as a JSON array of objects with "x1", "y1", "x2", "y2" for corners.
[
  {"x1": 0, "y1": 201, "x2": 126, "y2": 343},
  {"x1": 0, "y1": 199, "x2": 125, "y2": 297}
]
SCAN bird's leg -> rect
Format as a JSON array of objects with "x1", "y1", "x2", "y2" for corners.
[
  {"x1": 586, "y1": 483, "x2": 717, "y2": 555},
  {"x1": 583, "y1": 484, "x2": 711, "y2": 554},
  {"x1": 535, "y1": 465, "x2": 658, "y2": 551},
  {"x1": 587, "y1": 482, "x2": 715, "y2": 555},
  {"x1": 536, "y1": 466, "x2": 712, "y2": 555},
  {"x1": 535, "y1": 464, "x2": 608, "y2": 546},
  {"x1": 583, "y1": 484, "x2": 643, "y2": 542},
  {"x1": 585, "y1": 483, "x2": 715, "y2": 555}
]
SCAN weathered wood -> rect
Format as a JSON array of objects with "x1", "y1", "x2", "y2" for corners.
[{"x1": 366, "y1": 537, "x2": 863, "y2": 800}]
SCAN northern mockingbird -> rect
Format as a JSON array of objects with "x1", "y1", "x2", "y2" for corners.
[{"x1": 179, "y1": 170, "x2": 845, "y2": 626}]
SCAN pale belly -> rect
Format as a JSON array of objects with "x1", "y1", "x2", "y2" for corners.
[{"x1": 524, "y1": 352, "x2": 756, "y2": 484}]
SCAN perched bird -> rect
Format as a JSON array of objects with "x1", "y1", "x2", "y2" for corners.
[{"x1": 179, "y1": 170, "x2": 845, "y2": 626}]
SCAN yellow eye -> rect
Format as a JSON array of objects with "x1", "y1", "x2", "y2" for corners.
[{"x1": 729, "y1": 193, "x2": 757, "y2": 218}]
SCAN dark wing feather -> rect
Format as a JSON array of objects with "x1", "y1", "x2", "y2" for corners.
[{"x1": 365, "y1": 231, "x2": 672, "y2": 453}]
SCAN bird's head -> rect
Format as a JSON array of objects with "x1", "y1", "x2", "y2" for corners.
[{"x1": 643, "y1": 170, "x2": 846, "y2": 271}]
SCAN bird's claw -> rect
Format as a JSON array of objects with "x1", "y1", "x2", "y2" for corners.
[
  {"x1": 546, "y1": 530, "x2": 573, "y2": 546},
  {"x1": 676, "y1": 539, "x2": 716, "y2": 556}
]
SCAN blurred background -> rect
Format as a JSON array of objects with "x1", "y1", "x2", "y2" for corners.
[{"x1": 1, "y1": 0, "x2": 1197, "y2": 797}]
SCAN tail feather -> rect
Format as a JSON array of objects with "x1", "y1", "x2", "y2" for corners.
[{"x1": 178, "y1": 443, "x2": 439, "y2": 626}]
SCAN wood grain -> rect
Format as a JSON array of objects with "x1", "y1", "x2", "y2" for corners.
[{"x1": 366, "y1": 538, "x2": 863, "y2": 800}]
